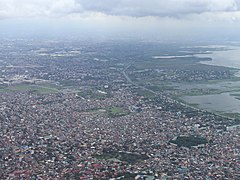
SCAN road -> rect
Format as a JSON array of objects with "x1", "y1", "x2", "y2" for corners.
[{"x1": 122, "y1": 63, "x2": 235, "y2": 122}]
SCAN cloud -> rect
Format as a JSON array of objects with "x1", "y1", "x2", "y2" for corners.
[
  {"x1": 77, "y1": 0, "x2": 240, "y2": 17},
  {"x1": 0, "y1": 0, "x2": 240, "y2": 20},
  {"x1": 0, "y1": 0, "x2": 82, "y2": 18}
]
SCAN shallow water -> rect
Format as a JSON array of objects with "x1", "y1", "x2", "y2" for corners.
[
  {"x1": 181, "y1": 93, "x2": 240, "y2": 113},
  {"x1": 177, "y1": 45, "x2": 240, "y2": 114},
  {"x1": 195, "y1": 46, "x2": 240, "y2": 69}
]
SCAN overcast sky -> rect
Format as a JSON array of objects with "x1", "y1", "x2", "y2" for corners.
[{"x1": 1, "y1": 0, "x2": 240, "y2": 42}]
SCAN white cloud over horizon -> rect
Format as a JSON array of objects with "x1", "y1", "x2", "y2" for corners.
[
  {"x1": 1, "y1": 0, "x2": 240, "y2": 42},
  {"x1": 0, "y1": 0, "x2": 82, "y2": 19},
  {"x1": 0, "y1": 0, "x2": 240, "y2": 21}
]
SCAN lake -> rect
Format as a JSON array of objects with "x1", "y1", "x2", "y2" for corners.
[
  {"x1": 196, "y1": 45, "x2": 240, "y2": 69},
  {"x1": 178, "y1": 45, "x2": 240, "y2": 114},
  {"x1": 181, "y1": 93, "x2": 240, "y2": 113}
]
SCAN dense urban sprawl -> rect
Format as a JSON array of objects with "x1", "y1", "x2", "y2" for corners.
[{"x1": 0, "y1": 39, "x2": 239, "y2": 179}]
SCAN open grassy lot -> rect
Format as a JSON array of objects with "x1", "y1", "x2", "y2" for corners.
[
  {"x1": 107, "y1": 107, "x2": 130, "y2": 118},
  {"x1": 0, "y1": 84, "x2": 59, "y2": 94},
  {"x1": 77, "y1": 90, "x2": 110, "y2": 100},
  {"x1": 95, "y1": 151, "x2": 148, "y2": 164},
  {"x1": 170, "y1": 135, "x2": 208, "y2": 148},
  {"x1": 133, "y1": 88, "x2": 156, "y2": 99}
]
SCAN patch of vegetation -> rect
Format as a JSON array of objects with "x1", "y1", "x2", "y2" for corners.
[
  {"x1": 134, "y1": 88, "x2": 155, "y2": 99},
  {"x1": 84, "y1": 108, "x2": 106, "y2": 113},
  {"x1": 59, "y1": 80, "x2": 77, "y2": 87},
  {"x1": 40, "y1": 83, "x2": 62, "y2": 90},
  {"x1": 170, "y1": 135, "x2": 208, "y2": 148},
  {"x1": 30, "y1": 87, "x2": 58, "y2": 94},
  {"x1": 0, "y1": 84, "x2": 58, "y2": 94},
  {"x1": 0, "y1": 84, "x2": 7, "y2": 89},
  {"x1": 95, "y1": 151, "x2": 148, "y2": 164},
  {"x1": 146, "y1": 85, "x2": 177, "y2": 92},
  {"x1": 221, "y1": 113, "x2": 240, "y2": 120},
  {"x1": 107, "y1": 107, "x2": 130, "y2": 118},
  {"x1": 179, "y1": 88, "x2": 222, "y2": 97},
  {"x1": 229, "y1": 93, "x2": 240, "y2": 101},
  {"x1": 187, "y1": 103, "x2": 199, "y2": 107},
  {"x1": 77, "y1": 90, "x2": 110, "y2": 100},
  {"x1": 118, "y1": 172, "x2": 136, "y2": 180}
]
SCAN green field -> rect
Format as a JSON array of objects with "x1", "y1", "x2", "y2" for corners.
[
  {"x1": 170, "y1": 135, "x2": 208, "y2": 148},
  {"x1": 134, "y1": 88, "x2": 156, "y2": 99},
  {"x1": 107, "y1": 107, "x2": 130, "y2": 118},
  {"x1": 177, "y1": 88, "x2": 222, "y2": 97},
  {"x1": 77, "y1": 90, "x2": 110, "y2": 100},
  {"x1": 221, "y1": 113, "x2": 240, "y2": 120},
  {"x1": 0, "y1": 84, "x2": 59, "y2": 94}
]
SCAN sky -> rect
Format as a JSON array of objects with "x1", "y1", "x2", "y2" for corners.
[{"x1": 1, "y1": 0, "x2": 240, "y2": 42}]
